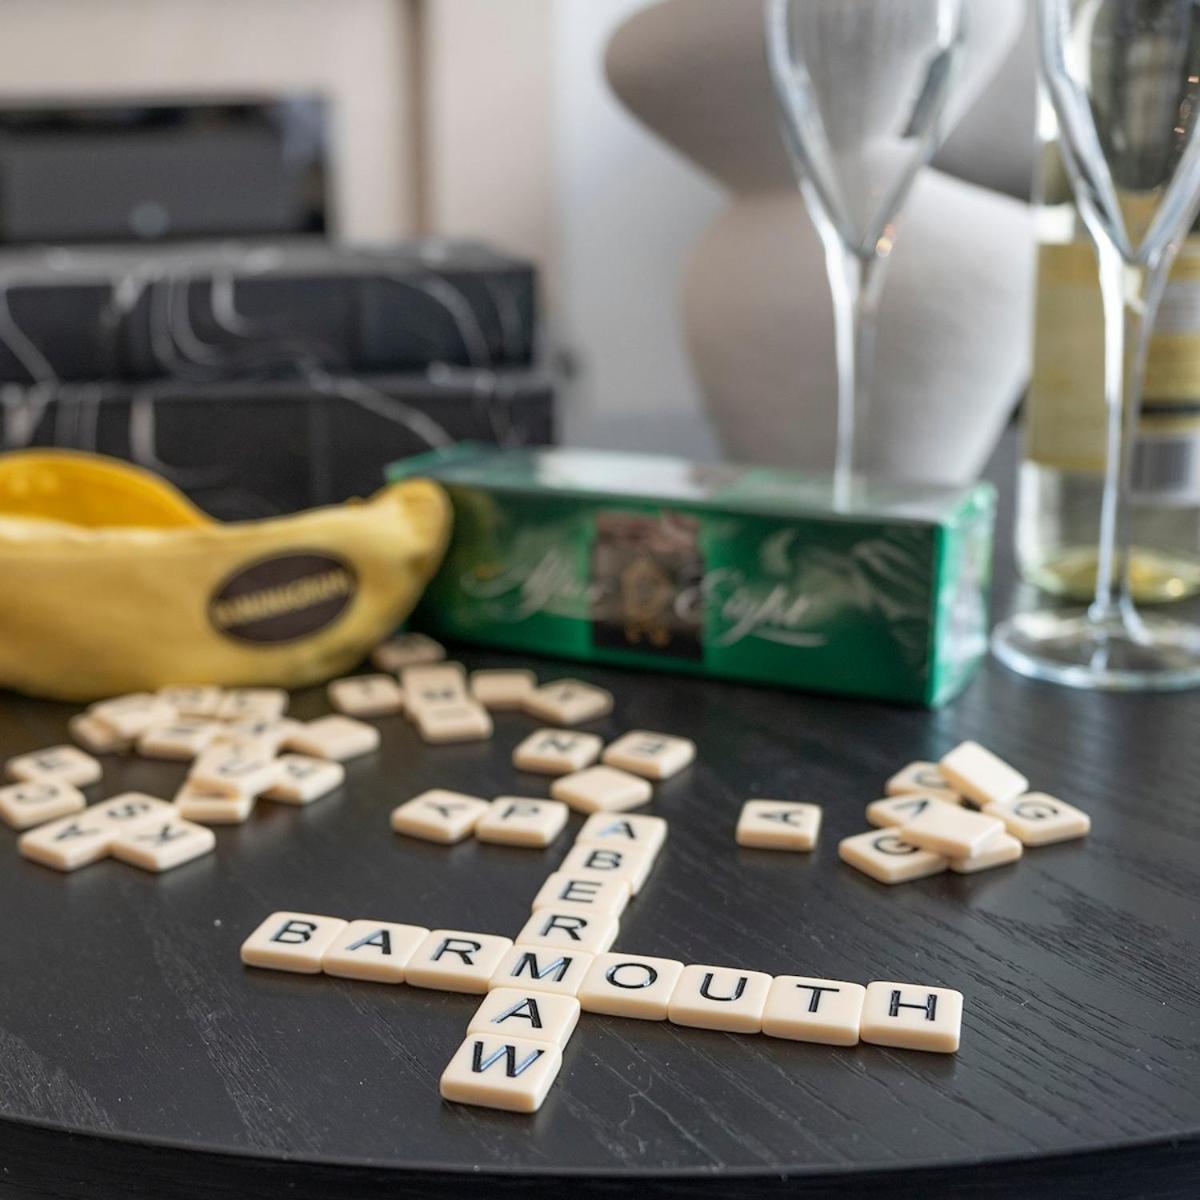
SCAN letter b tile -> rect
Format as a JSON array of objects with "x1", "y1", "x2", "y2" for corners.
[{"x1": 240, "y1": 912, "x2": 348, "y2": 974}]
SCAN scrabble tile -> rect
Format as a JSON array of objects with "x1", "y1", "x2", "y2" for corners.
[
  {"x1": 982, "y1": 792, "x2": 1091, "y2": 846},
  {"x1": 735, "y1": 800, "x2": 822, "y2": 851},
  {"x1": 440, "y1": 1034, "x2": 562, "y2": 1113},
  {"x1": 489, "y1": 945, "x2": 596, "y2": 997},
  {"x1": 557, "y1": 841, "x2": 658, "y2": 894},
  {"x1": 391, "y1": 789, "x2": 491, "y2": 844},
  {"x1": 110, "y1": 816, "x2": 216, "y2": 872},
  {"x1": 471, "y1": 668, "x2": 538, "y2": 710},
  {"x1": 0, "y1": 779, "x2": 85, "y2": 830},
  {"x1": 512, "y1": 728, "x2": 603, "y2": 775},
  {"x1": 532, "y1": 872, "x2": 631, "y2": 918},
  {"x1": 865, "y1": 792, "x2": 960, "y2": 829},
  {"x1": 939, "y1": 741, "x2": 1028, "y2": 808},
  {"x1": 88, "y1": 693, "x2": 176, "y2": 739},
  {"x1": 371, "y1": 631, "x2": 445, "y2": 671},
  {"x1": 885, "y1": 761, "x2": 961, "y2": 799},
  {"x1": 93, "y1": 793, "x2": 173, "y2": 824},
  {"x1": 578, "y1": 953, "x2": 684, "y2": 1020},
  {"x1": 405, "y1": 930, "x2": 515, "y2": 993},
  {"x1": 158, "y1": 685, "x2": 223, "y2": 719},
  {"x1": 761, "y1": 976, "x2": 866, "y2": 1046},
  {"x1": 136, "y1": 719, "x2": 219, "y2": 761},
  {"x1": 19, "y1": 811, "x2": 117, "y2": 870},
  {"x1": 189, "y1": 747, "x2": 280, "y2": 798},
  {"x1": 860, "y1": 980, "x2": 963, "y2": 1053},
  {"x1": 601, "y1": 730, "x2": 695, "y2": 780},
  {"x1": 320, "y1": 919, "x2": 430, "y2": 983},
  {"x1": 218, "y1": 688, "x2": 289, "y2": 723},
  {"x1": 174, "y1": 779, "x2": 256, "y2": 825},
  {"x1": 550, "y1": 766, "x2": 652, "y2": 814},
  {"x1": 285, "y1": 715, "x2": 380, "y2": 761},
  {"x1": 210, "y1": 717, "x2": 302, "y2": 756},
  {"x1": 516, "y1": 909, "x2": 620, "y2": 955},
  {"x1": 401, "y1": 662, "x2": 468, "y2": 713},
  {"x1": 413, "y1": 701, "x2": 493, "y2": 745},
  {"x1": 474, "y1": 797, "x2": 569, "y2": 848},
  {"x1": 261, "y1": 755, "x2": 344, "y2": 805},
  {"x1": 327, "y1": 674, "x2": 405, "y2": 717},
  {"x1": 575, "y1": 812, "x2": 668, "y2": 858},
  {"x1": 667, "y1": 964, "x2": 773, "y2": 1033},
  {"x1": 900, "y1": 805, "x2": 1005, "y2": 859},
  {"x1": 947, "y1": 830, "x2": 1024, "y2": 873},
  {"x1": 69, "y1": 713, "x2": 131, "y2": 754},
  {"x1": 468, "y1": 987, "x2": 581, "y2": 1048},
  {"x1": 240, "y1": 911, "x2": 348, "y2": 974},
  {"x1": 6, "y1": 745, "x2": 101, "y2": 788},
  {"x1": 837, "y1": 829, "x2": 948, "y2": 884},
  {"x1": 524, "y1": 678, "x2": 613, "y2": 726}
]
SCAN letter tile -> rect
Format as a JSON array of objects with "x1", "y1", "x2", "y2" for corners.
[
  {"x1": 189, "y1": 747, "x2": 280, "y2": 798},
  {"x1": 370, "y1": 631, "x2": 445, "y2": 672},
  {"x1": 174, "y1": 779, "x2": 256, "y2": 825},
  {"x1": 761, "y1": 976, "x2": 866, "y2": 1046},
  {"x1": 0, "y1": 779, "x2": 85, "y2": 830},
  {"x1": 488, "y1": 945, "x2": 596, "y2": 997},
  {"x1": 240, "y1": 911, "x2": 348, "y2": 973},
  {"x1": 601, "y1": 730, "x2": 695, "y2": 780},
  {"x1": 406, "y1": 930, "x2": 515, "y2": 992},
  {"x1": 516, "y1": 909, "x2": 620, "y2": 955},
  {"x1": 261, "y1": 755, "x2": 345, "y2": 805},
  {"x1": 320, "y1": 919, "x2": 430, "y2": 983},
  {"x1": 475, "y1": 797, "x2": 570, "y2": 848},
  {"x1": 532, "y1": 872, "x2": 631, "y2": 918},
  {"x1": 467, "y1": 987, "x2": 581, "y2": 1048},
  {"x1": 327, "y1": 674, "x2": 405, "y2": 718},
  {"x1": 69, "y1": 713, "x2": 131, "y2": 754},
  {"x1": 18, "y1": 811, "x2": 117, "y2": 871},
  {"x1": 837, "y1": 829, "x2": 948, "y2": 884},
  {"x1": 512, "y1": 728, "x2": 603, "y2": 776},
  {"x1": 860, "y1": 981, "x2": 963, "y2": 1053},
  {"x1": 6, "y1": 745, "x2": 102, "y2": 788},
  {"x1": 899, "y1": 805, "x2": 1005, "y2": 859},
  {"x1": 136, "y1": 719, "x2": 220, "y2": 761},
  {"x1": 981, "y1": 792, "x2": 1091, "y2": 846},
  {"x1": 401, "y1": 662, "x2": 468, "y2": 714},
  {"x1": 217, "y1": 688, "x2": 289, "y2": 723},
  {"x1": 735, "y1": 800, "x2": 822, "y2": 851},
  {"x1": 471, "y1": 669, "x2": 538, "y2": 710},
  {"x1": 413, "y1": 701, "x2": 493, "y2": 745},
  {"x1": 557, "y1": 842, "x2": 658, "y2": 894},
  {"x1": 550, "y1": 766, "x2": 652, "y2": 814},
  {"x1": 578, "y1": 953, "x2": 684, "y2": 1020},
  {"x1": 523, "y1": 679, "x2": 613, "y2": 726},
  {"x1": 947, "y1": 831, "x2": 1024, "y2": 873},
  {"x1": 865, "y1": 792, "x2": 959, "y2": 829},
  {"x1": 88, "y1": 692, "x2": 176, "y2": 739},
  {"x1": 938, "y1": 741, "x2": 1028, "y2": 808},
  {"x1": 439, "y1": 1035, "x2": 563, "y2": 1113},
  {"x1": 110, "y1": 817, "x2": 216, "y2": 872},
  {"x1": 209, "y1": 717, "x2": 303, "y2": 757},
  {"x1": 285, "y1": 715, "x2": 380, "y2": 761},
  {"x1": 885, "y1": 761, "x2": 961, "y2": 800},
  {"x1": 667, "y1": 964, "x2": 773, "y2": 1033},
  {"x1": 391, "y1": 789, "x2": 492, "y2": 844},
  {"x1": 158, "y1": 685, "x2": 224, "y2": 720},
  {"x1": 575, "y1": 812, "x2": 668, "y2": 859}
]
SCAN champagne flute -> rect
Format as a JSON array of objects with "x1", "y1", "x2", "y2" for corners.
[
  {"x1": 764, "y1": 0, "x2": 966, "y2": 506},
  {"x1": 992, "y1": 0, "x2": 1200, "y2": 690}
]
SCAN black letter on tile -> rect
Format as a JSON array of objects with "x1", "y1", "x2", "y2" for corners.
[
  {"x1": 699, "y1": 973, "x2": 746, "y2": 1002},
  {"x1": 434, "y1": 937, "x2": 481, "y2": 963},
  {"x1": 347, "y1": 929, "x2": 392, "y2": 955},
  {"x1": 272, "y1": 919, "x2": 317, "y2": 944},
  {"x1": 889, "y1": 990, "x2": 937, "y2": 1021},
  {"x1": 606, "y1": 962, "x2": 658, "y2": 989},
  {"x1": 494, "y1": 997, "x2": 543, "y2": 1028},
  {"x1": 472, "y1": 1041, "x2": 545, "y2": 1078}
]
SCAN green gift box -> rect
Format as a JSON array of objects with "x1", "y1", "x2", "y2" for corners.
[{"x1": 388, "y1": 444, "x2": 995, "y2": 706}]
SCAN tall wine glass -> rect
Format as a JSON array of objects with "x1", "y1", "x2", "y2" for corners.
[
  {"x1": 764, "y1": 0, "x2": 967, "y2": 506},
  {"x1": 992, "y1": 0, "x2": 1200, "y2": 690}
]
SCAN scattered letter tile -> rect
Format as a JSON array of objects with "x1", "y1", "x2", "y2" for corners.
[
  {"x1": 406, "y1": 930, "x2": 515, "y2": 993},
  {"x1": 523, "y1": 679, "x2": 613, "y2": 726},
  {"x1": 578, "y1": 953, "x2": 684, "y2": 1020},
  {"x1": 575, "y1": 812, "x2": 668, "y2": 858},
  {"x1": 947, "y1": 830, "x2": 1023, "y2": 873},
  {"x1": 19, "y1": 811, "x2": 116, "y2": 871},
  {"x1": 601, "y1": 730, "x2": 695, "y2": 780},
  {"x1": 241, "y1": 911, "x2": 348, "y2": 973},
  {"x1": 0, "y1": 780, "x2": 85, "y2": 830},
  {"x1": 475, "y1": 797, "x2": 570, "y2": 848},
  {"x1": 401, "y1": 662, "x2": 468, "y2": 713},
  {"x1": 285, "y1": 715, "x2": 380, "y2": 761},
  {"x1": 471, "y1": 669, "x2": 538, "y2": 710},
  {"x1": 489, "y1": 945, "x2": 595, "y2": 997},
  {"x1": 110, "y1": 817, "x2": 216, "y2": 872},
  {"x1": 762, "y1": 976, "x2": 866, "y2": 1046},
  {"x1": 6, "y1": 745, "x2": 101, "y2": 788},
  {"x1": 900, "y1": 805, "x2": 1005, "y2": 859},
  {"x1": 174, "y1": 779, "x2": 255, "y2": 825},
  {"x1": 440, "y1": 1034, "x2": 562, "y2": 1113},
  {"x1": 69, "y1": 713, "x2": 131, "y2": 754},
  {"x1": 136, "y1": 720, "x2": 219, "y2": 761},
  {"x1": 982, "y1": 792, "x2": 1091, "y2": 846},
  {"x1": 467, "y1": 987, "x2": 581, "y2": 1048},
  {"x1": 391, "y1": 789, "x2": 491, "y2": 843},
  {"x1": 189, "y1": 747, "x2": 279, "y2": 797},
  {"x1": 218, "y1": 688, "x2": 289, "y2": 723},
  {"x1": 837, "y1": 829, "x2": 948, "y2": 884},
  {"x1": 158, "y1": 685, "x2": 224, "y2": 719},
  {"x1": 885, "y1": 761, "x2": 960, "y2": 799},
  {"x1": 866, "y1": 792, "x2": 959, "y2": 829},
  {"x1": 668, "y1": 964, "x2": 772, "y2": 1033},
  {"x1": 327, "y1": 674, "x2": 404, "y2": 717},
  {"x1": 210, "y1": 717, "x2": 302, "y2": 757},
  {"x1": 321, "y1": 920, "x2": 430, "y2": 983},
  {"x1": 516, "y1": 909, "x2": 620, "y2": 955},
  {"x1": 532, "y1": 872, "x2": 631, "y2": 918},
  {"x1": 93, "y1": 793, "x2": 172, "y2": 825},
  {"x1": 88, "y1": 693, "x2": 176, "y2": 740},
  {"x1": 735, "y1": 800, "x2": 822, "y2": 851},
  {"x1": 512, "y1": 728, "x2": 603, "y2": 775},
  {"x1": 262, "y1": 755, "x2": 344, "y2": 805},
  {"x1": 550, "y1": 766, "x2": 652, "y2": 814},
  {"x1": 371, "y1": 632, "x2": 445, "y2": 672},
  {"x1": 414, "y1": 701, "x2": 493, "y2": 745},
  {"x1": 557, "y1": 841, "x2": 658, "y2": 894},
  {"x1": 938, "y1": 741, "x2": 1028, "y2": 808},
  {"x1": 860, "y1": 980, "x2": 963, "y2": 1053}
]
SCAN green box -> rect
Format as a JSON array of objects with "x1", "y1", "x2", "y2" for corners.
[{"x1": 388, "y1": 444, "x2": 995, "y2": 707}]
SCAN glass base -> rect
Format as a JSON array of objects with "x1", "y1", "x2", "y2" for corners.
[{"x1": 991, "y1": 609, "x2": 1200, "y2": 691}]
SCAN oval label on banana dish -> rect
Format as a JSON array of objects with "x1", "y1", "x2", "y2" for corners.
[{"x1": 208, "y1": 551, "x2": 357, "y2": 644}]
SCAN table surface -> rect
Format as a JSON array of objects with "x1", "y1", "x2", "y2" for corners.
[{"x1": 1, "y1": 441, "x2": 1199, "y2": 1200}]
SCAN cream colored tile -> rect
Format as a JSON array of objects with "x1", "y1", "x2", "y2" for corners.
[
  {"x1": 947, "y1": 831, "x2": 1024, "y2": 874},
  {"x1": 524, "y1": 679, "x2": 613, "y2": 726},
  {"x1": 667, "y1": 964, "x2": 772, "y2": 1033},
  {"x1": 512, "y1": 728, "x2": 603, "y2": 775},
  {"x1": 6, "y1": 745, "x2": 101, "y2": 788},
  {"x1": 475, "y1": 797, "x2": 570, "y2": 848},
  {"x1": 262, "y1": 755, "x2": 344, "y2": 805},
  {"x1": 885, "y1": 761, "x2": 961, "y2": 799},
  {"x1": 371, "y1": 631, "x2": 445, "y2": 671},
  {"x1": 88, "y1": 693, "x2": 176, "y2": 739},
  {"x1": 189, "y1": 747, "x2": 280, "y2": 798},
  {"x1": 413, "y1": 701, "x2": 493, "y2": 745},
  {"x1": 938, "y1": 741, "x2": 1028, "y2": 808},
  {"x1": 899, "y1": 805, "x2": 1005, "y2": 859},
  {"x1": 69, "y1": 713, "x2": 131, "y2": 754},
  {"x1": 865, "y1": 792, "x2": 959, "y2": 829},
  {"x1": 575, "y1": 812, "x2": 668, "y2": 859},
  {"x1": 0, "y1": 780, "x2": 85, "y2": 830},
  {"x1": 400, "y1": 662, "x2": 468, "y2": 713},
  {"x1": 467, "y1": 987, "x2": 581, "y2": 1048},
  {"x1": 578, "y1": 953, "x2": 684, "y2": 1020},
  {"x1": 93, "y1": 793, "x2": 172, "y2": 824},
  {"x1": 439, "y1": 1034, "x2": 562, "y2": 1113},
  {"x1": 557, "y1": 841, "x2": 658, "y2": 895},
  {"x1": 391, "y1": 789, "x2": 491, "y2": 844},
  {"x1": 174, "y1": 779, "x2": 256, "y2": 825},
  {"x1": 837, "y1": 829, "x2": 948, "y2": 885},
  {"x1": 735, "y1": 800, "x2": 822, "y2": 851},
  {"x1": 516, "y1": 909, "x2": 620, "y2": 955},
  {"x1": 471, "y1": 669, "x2": 537, "y2": 710},
  {"x1": 110, "y1": 816, "x2": 216, "y2": 872},
  {"x1": 136, "y1": 720, "x2": 219, "y2": 761},
  {"x1": 320, "y1": 919, "x2": 430, "y2": 983},
  {"x1": 982, "y1": 792, "x2": 1091, "y2": 846},
  {"x1": 285, "y1": 715, "x2": 380, "y2": 761},
  {"x1": 550, "y1": 766, "x2": 652, "y2": 814},
  {"x1": 218, "y1": 688, "x2": 289, "y2": 723},
  {"x1": 240, "y1": 911, "x2": 348, "y2": 973},
  {"x1": 405, "y1": 930, "x2": 514, "y2": 993},
  {"x1": 209, "y1": 717, "x2": 302, "y2": 756},
  {"x1": 762, "y1": 976, "x2": 866, "y2": 1046},
  {"x1": 158, "y1": 685, "x2": 223, "y2": 719},
  {"x1": 860, "y1": 980, "x2": 963, "y2": 1053},
  {"x1": 532, "y1": 872, "x2": 631, "y2": 918},
  {"x1": 488, "y1": 945, "x2": 595, "y2": 997},
  {"x1": 18, "y1": 811, "x2": 117, "y2": 870},
  {"x1": 327, "y1": 674, "x2": 405, "y2": 717},
  {"x1": 601, "y1": 730, "x2": 695, "y2": 780}
]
